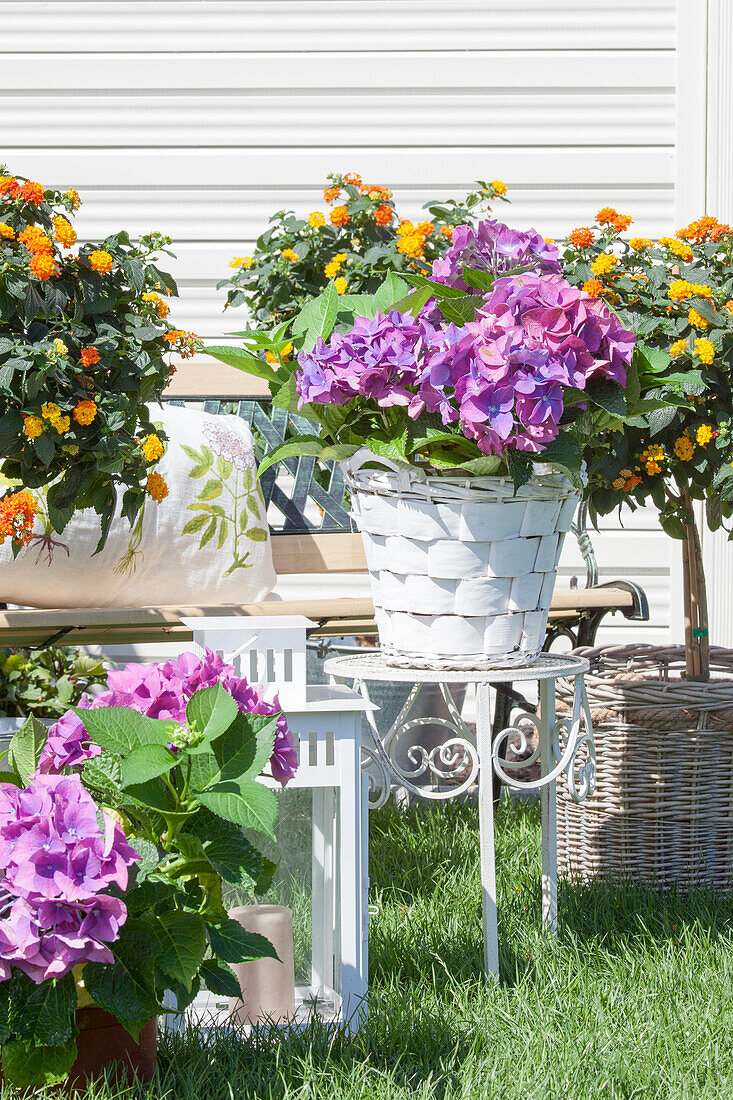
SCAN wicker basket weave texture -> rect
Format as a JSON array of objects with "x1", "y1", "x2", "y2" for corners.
[
  {"x1": 345, "y1": 452, "x2": 578, "y2": 671},
  {"x1": 556, "y1": 645, "x2": 733, "y2": 887}
]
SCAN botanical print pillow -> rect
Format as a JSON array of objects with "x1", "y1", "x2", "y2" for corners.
[{"x1": 0, "y1": 404, "x2": 276, "y2": 608}]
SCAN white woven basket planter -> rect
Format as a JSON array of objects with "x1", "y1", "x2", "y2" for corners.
[{"x1": 343, "y1": 450, "x2": 579, "y2": 671}]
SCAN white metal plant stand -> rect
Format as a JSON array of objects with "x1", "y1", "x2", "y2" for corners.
[{"x1": 323, "y1": 652, "x2": 595, "y2": 978}]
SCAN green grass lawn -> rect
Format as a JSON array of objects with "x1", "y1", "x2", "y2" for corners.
[{"x1": 13, "y1": 797, "x2": 733, "y2": 1100}]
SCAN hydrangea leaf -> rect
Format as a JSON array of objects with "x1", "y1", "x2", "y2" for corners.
[
  {"x1": 189, "y1": 808, "x2": 279, "y2": 890},
  {"x1": 371, "y1": 272, "x2": 409, "y2": 312},
  {"x1": 7, "y1": 970, "x2": 77, "y2": 1048},
  {"x1": 119, "y1": 742, "x2": 179, "y2": 788},
  {"x1": 8, "y1": 714, "x2": 48, "y2": 783},
  {"x1": 149, "y1": 911, "x2": 207, "y2": 992},
  {"x1": 198, "y1": 959, "x2": 241, "y2": 999},
  {"x1": 207, "y1": 918, "x2": 279, "y2": 965},
  {"x1": 72, "y1": 705, "x2": 179, "y2": 756},
  {"x1": 185, "y1": 683, "x2": 239, "y2": 745},
  {"x1": 256, "y1": 437, "x2": 323, "y2": 479},
  {"x1": 1, "y1": 1039, "x2": 77, "y2": 1090},
  {"x1": 189, "y1": 712, "x2": 278, "y2": 790},
  {"x1": 84, "y1": 932, "x2": 165, "y2": 1041},
  {"x1": 196, "y1": 779, "x2": 278, "y2": 838},
  {"x1": 205, "y1": 345, "x2": 280, "y2": 383},
  {"x1": 300, "y1": 281, "x2": 340, "y2": 351}
]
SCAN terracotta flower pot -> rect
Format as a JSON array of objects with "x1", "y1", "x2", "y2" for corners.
[
  {"x1": 68, "y1": 1007, "x2": 158, "y2": 1089},
  {"x1": 1, "y1": 1008, "x2": 157, "y2": 1093}
]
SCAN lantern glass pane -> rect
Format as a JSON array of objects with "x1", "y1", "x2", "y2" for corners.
[{"x1": 216, "y1": 786, "x2": 342, "y2": 1025}]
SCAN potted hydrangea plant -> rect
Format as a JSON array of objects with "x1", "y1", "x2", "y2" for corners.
[
  {"x1": 209, "y1": 217, "x2": 657, "y2": 671},
  {"x1": 0, "y1": 648, "x2": 297, "y2": 1091}
]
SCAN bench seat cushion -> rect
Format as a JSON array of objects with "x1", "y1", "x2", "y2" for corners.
[{"x1": 0, "y1": 403, "x2": 276, "y2": 608}]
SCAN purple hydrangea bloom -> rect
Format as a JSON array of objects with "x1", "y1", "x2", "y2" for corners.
[
  {"x1": 0, "y1": 773, "x2": 139, "y2": 984},
  {"x1": 295, "y1": 267, "x2": 635, "y2": 459},
  {"x1": 38, "y1": 706, "x2": 102, "y2": 775},
  {"x1": 50, "y1": 649, "x2": 298, "y2": 787},
  {"x1": 297, "y1": 310, "x2": 429, "y2": 409},
  {"x1": 431, "y1": 219, "x2": 562, "y2": 293}
]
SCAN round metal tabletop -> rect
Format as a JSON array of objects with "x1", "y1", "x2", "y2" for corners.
[{"x1": 323, "y1": 651, "x2": 590, "y2": 684}]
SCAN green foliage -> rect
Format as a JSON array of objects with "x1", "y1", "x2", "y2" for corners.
[
  {"x1": 6, "y1": 713, "x2": 50, "y2": 782},
  {"x1": 562, "y1": 212, "x2": 733, "y2": 533},
  {"x1": 0, "y1": 645, "x2": 107, "y2": 719},
  {"x1": 218, "y1": 172, "x2": 508, "y2": 327},
  {"x1": 0, "y1": 166, "x2": 200, "y2": 541}
]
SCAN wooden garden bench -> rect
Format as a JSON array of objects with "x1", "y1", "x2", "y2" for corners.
[{"x1": 0, "y1": 361, "x2": 648, "y2": 651}]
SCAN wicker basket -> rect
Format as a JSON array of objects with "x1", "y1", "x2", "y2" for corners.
[
  {"x1": 344, "y1": 448, "x2": 578, "y2": 671},
  {"x1": 556, "y1": 644, "x2": 733, "y2": 887}
]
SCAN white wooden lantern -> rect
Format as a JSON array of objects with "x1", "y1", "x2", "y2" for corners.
[{"x1": 179, "y1": 616, "x2": 370, "y2": 1032}]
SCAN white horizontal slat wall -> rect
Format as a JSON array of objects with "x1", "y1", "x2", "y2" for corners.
[{"x1": 2, "y1": 0, "x2": 682, "y2": 642}]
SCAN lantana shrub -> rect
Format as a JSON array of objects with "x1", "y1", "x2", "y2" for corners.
[
  {"x1": 219, "y1": 172, "x2": 509, "y2": 327},
  {"x1": 562, "y1": 208, "x2": 733, "y2": 678},
  {"x1": 0, "y1": 648, "x2": 296, "y2": 1090},
  {"x1": 0, "y1": 167, "x2": 200, "y2": 549}
]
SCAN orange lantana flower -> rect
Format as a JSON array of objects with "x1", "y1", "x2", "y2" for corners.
[
  {"x1": 582, "y1": 278, "x2": 604, "y2": 297},
  {"x1": 330, "y1": 205, "x2": 350, "y2": 227},
  {"x1": 569, "y1": 227, "x2": 594, "y2": 248},
  {"x1": 29, "y1": 253, "x2": 57, "y2": 281},
  {"x1": 89, "y1": 250, "x2": 113, "y2": 274},
  {"x1": 73, "y1": 399, "x2": 98, "y2": 426},
  {"x1": 19, "y1": 181, "x2": 44, "y2": 206},
  {"x1": 0, "y1": 176, "x2": 20, "y2": 199},
  {"x1": 80, "y1": 347, "x2": 101, "y2": 367},
  {"x1": 323, "y1": 185, "x2": 341, "y2": 204},
  {"x1": 146, "y1": 472, "x2": 169, "y2": 503},
  {"x1": 374, "y1": 203, "x2": 393, "y2": 226},
  {"x1": 53, "y1": 215, "x2": 77, "y2": 249},
  {"x1": 18, "y1": 227, "x2": 53, "y2": 255},
  {"x1": 595, "y1": 207, "x2": 618, "y2": 226},
  {"x1": 0, "y1": 491, "x2": 38, "y2": 547}
]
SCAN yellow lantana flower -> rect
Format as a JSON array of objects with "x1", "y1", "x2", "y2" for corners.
[
  {"x1": 688, "y1": 307, "x2": 708, "y2": 329},
  {"x1": 674, "y1": 435, "x2": 694, "y2": 460},
  {"x1": 23, "y1": 415, "x2": 44, "y2": 439},
  {"x1": 591, "y1": 253, "x2": 618, "y2": 276},
  {"x1": 141, "y1": 433, "x2": 164, "y2": 462}
]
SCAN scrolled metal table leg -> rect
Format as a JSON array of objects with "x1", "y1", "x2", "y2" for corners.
[{"x1": 539, "y1": 679, "x2": 558, "y2": 934}]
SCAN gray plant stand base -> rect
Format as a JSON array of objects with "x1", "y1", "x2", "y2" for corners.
[{"x1": 324, "y1": 652, "x2": 595, "y2": 978}]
